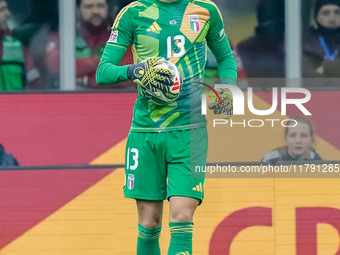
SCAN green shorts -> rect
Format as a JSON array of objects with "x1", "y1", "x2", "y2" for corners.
[{"x1": 123, "y1": 128, "x2": 208, "y2": 203}]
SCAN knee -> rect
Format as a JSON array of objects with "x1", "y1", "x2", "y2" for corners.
[
  {"x1": 137, "y1": 202, "x2": 163, "y2": 228},
  {"x1": 170, "y1": 208, "x2": 194, "y2": 222},
  {"x1": 169, "y1": 197, "x2": 198, "y2": 222},
  {"x1": 139, "y1": 217, "x2": 162, "y2": 229}
]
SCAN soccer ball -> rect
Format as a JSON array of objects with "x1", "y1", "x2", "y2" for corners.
[{"x1": 142, "y1": 61, "x2": 183, "y2": 105}]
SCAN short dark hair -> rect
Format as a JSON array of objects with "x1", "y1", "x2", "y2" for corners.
[
  {"x1": 76, "y1": 0, "x2": 109, "y2": 7},
  {"x1": 0, "y1": 144, "x2": 4, "y2": 154}
]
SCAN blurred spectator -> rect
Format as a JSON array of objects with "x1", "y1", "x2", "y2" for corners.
[
  {"x1": 13, "y1": 0, "x2": 58, "y2": 47},
  {"x1": 45, "y1": 0, "x2": 134, "y2": 90},
  {"x1": 261, "y1": 116, "x2": 323, "y2": 164},
  {"x1": 0, "y1": 144, "x2": 19, "y2": 166},
  {"x1": 302, "y1": 0, "x2": 340, "y2": 78},
  {"x1": 236, "y1": 0, "x2": 285, "y2": 79},
  {"x1": 0, "y1": 0, "x2": 33, "y2": 91},
  {"x1": 205, "y1": 43, "x2": 248, "y2": 88},
  {"x1": 13, "y1": 0, "x2": 59, "y2": 90}
]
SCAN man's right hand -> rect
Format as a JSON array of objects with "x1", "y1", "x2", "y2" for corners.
[{"x1": 127, "y1": 57, "x2": 175, "y2": 97}]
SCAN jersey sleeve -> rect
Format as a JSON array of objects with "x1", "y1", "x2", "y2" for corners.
[
  {"x1": 110, "y1": 4, "x2": 134, "y2": 47},
  {"x1": 206, "y1": 4, "x2": 237, "y2": 86},
  {"x1": 96, "y1": 5, "x2": 134, "y2": 85}
]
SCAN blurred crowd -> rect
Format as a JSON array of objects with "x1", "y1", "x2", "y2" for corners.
[
  {"x1": 237, "y1": 0, "x2": 340, "y2": 88},
  {"x1": 0, "y1": 0, "x2": 340, "y2": 91},
  {"x1": 0, "y1": 0, "x2": 135, "y2": 91}
]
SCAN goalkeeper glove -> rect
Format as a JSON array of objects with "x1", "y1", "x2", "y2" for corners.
[
  {"x1": 208, "y1": 87, "x2": 233, "y2": 119},
  {"x1": 127, "y1": 57, "x2": 175, "y2": 97}
]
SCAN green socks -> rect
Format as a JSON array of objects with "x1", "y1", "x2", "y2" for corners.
[
  {"x1": 136, "y1": 222, "x2": 193, "y2": 255},
  {"x1": 137, "y1": 223, "x2": 161, "y2": 255},
  {"x1": 168, "y1": 222, "x2": 194, "y2": 255}
]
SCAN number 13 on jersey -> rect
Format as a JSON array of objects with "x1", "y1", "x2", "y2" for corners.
[{"x1": 167, "y1": 35, "x2": 186, "y2": 58}]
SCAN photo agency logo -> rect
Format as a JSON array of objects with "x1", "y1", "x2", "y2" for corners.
[{"x1": 201, "y1": 84, "x2": 312, "y2": 128}]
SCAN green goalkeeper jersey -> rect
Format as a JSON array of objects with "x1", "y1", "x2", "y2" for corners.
[{"x1": 96, "y1": 0, "x2": 237, "y2": 132}]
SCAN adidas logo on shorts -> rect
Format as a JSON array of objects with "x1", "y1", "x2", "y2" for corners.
[{"x1": 192, "y1": 182, "x2": 203, "y2": 192}]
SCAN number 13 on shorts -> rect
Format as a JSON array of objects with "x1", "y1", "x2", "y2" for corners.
[{"x1": 126, "y1": 147, "x2": 139, "y2": 170}]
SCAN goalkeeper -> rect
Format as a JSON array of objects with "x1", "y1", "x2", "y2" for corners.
[{"x1": 96, "y1": 0, "x2": 237, "y2": 254}]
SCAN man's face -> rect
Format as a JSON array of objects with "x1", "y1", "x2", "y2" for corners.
[
  {"x1": 79, "y1": 0, "x2": 108, "y2": 27},
  {"x1": 317, "y1": 4, "x2": 340, "y2": 29},
  {"x1": 0, "y1": 1, "x2": 10, "y2": 31}
]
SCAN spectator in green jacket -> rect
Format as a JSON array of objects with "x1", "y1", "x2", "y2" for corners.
[{"x1": 0, "y1": 0, "x2": 26, "y2": 91}]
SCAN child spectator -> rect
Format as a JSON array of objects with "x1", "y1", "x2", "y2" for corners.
[{"x1": 261, "y1": 116, "x2": 323, "y2": 164}]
